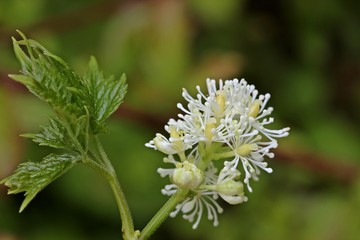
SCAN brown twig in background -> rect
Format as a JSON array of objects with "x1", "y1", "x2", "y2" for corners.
[
  {"x1": 274, "y1": 149, "x2": 359, "y2": 184},
  {"x1": 114, "y1": 104, "x2": 168, "y2": 130}
]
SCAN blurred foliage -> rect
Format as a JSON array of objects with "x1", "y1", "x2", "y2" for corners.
[{"x1": 0, "y1": 0, "x2": 359, "y2": 239}]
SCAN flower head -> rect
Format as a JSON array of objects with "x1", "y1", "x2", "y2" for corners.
[{"x1": 146, "y1": 78, "x2": 289, "y2": 228}]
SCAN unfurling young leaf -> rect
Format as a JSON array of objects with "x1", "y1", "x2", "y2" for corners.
[{"x1": 0, "y1": 153, "x2": 81, "y2": 212}]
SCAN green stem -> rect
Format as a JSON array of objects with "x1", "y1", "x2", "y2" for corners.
[
  {"x1": 139, "y1": 189, "x2": 189, "y2": 240},
  {"x1": 94, "y1": 135, "x2": 115, "y2": 172},
  {"x1": 108, "y1": 172, "x2": 138, "y2": 240},
  {"x1": 88, "y1": 136, "x2": 137, "y2": 240}
]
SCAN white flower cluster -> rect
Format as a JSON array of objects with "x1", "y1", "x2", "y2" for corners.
[{"x1": 146, "y1": 78, "x2": 289, "y2": 229}]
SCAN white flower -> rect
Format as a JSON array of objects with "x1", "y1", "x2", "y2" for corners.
[
  {"x1": 145, "y1": 125, "x2": 191, "y2": 155},
  {"x1": 216, "y1": 118, "x2": 275, "y2": 192},
  {"x1": 146, "y1": 78, "x2": 290, "y2": 229}
]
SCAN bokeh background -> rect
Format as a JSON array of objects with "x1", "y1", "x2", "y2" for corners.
[{"x1": 1, "y1": 0, "x2": 360, "y2": 239}]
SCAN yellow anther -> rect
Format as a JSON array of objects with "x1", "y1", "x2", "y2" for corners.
[
  {"x1": 169, "y1": 127, "x2": 182, "y2": 139},
  {"x1": 168, "y1": 126, "x2": 184, "y2": 151},
  {"x1": 236, "y1": 144, "x2": 258, "y2": 156},
  {"x1": 214, "y1": 90, "x2": 226, "y2": 117},
  {"x1": 248, "y1": 100, "x2": 262, "y2": 118},
  {"x1": 205, "y1": 118, "x2": 217, "y2": 140}
]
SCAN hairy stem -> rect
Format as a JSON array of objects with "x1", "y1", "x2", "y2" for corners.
[{"x1": 108, "y1": 172, "x2": 138, "y2": 240}]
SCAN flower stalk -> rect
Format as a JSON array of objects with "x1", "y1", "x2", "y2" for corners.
[{"x1": 139, "y1": 189, "x2": 189, "y2": 240}]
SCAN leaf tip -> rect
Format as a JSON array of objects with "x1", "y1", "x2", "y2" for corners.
[
  {"x1": 8, "y1": 74, "x2": 35, "y2": 87},
  {"x1": 16, "y1": 30, "x2": 28, "y2": 41},
  {"x1": 11, "y1": 36, "x2": 17, "y2": 44},
  {"x1": 20, "y1": 192, "x2": 36, "y2": 213},
  {"x1": 88, "y1": 55, "x2": 99, "y2": 70},
  {"x1": 19, "y1": 195, "x2": 33, "y2": 212},
  {"x1": 119, "y1": 73, "x2": 127, "y2": 88},
  {"x1": 20, "y1": 133, "x2": 34, "y2": 138},
  {"x1": 19, "y1": 204, "x2": 26, "y2": 213}
]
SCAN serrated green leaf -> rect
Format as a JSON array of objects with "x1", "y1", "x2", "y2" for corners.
[
  {"x1": 10, "y1": 31, "x2": 85, "y2": 117},
  {"x1": 0, "y1": 153, "x2": 81, "y2": 212},
  {"x1": 10, "y1": 32, "x2": 127, "y2": 136},
  {"x1": 20, "y1": 109, "x2": 90, "y2": 153},
  {"x1": 21, "y1": 117, "x2": 74, "y2": 150},
  {"x1": 83, "y1": 57, "x2": 127, "y2": 133}
]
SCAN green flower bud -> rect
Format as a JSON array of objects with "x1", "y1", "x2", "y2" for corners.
[{"x1": 216, "y1": 179, "x2": 243, "y2": 196}]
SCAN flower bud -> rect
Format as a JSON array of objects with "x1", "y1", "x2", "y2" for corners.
[
  {"x1": 172, "y1": 161, "x2": 204, "y2": 190},
  {"x1": 216, "y1": 179, "x2": 243, "y2": 195},
  {"x1": 215, "y1": 179, "x2": 247, "y2": 205},
  {"x1": 153, "y1": 134, "x2": 178, "y2": 155}
]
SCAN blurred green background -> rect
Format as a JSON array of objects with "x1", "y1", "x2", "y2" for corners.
[{"x1": 1, "y1": 0, "x2": 360, "y2": 239}]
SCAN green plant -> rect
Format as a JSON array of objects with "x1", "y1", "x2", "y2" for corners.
[{"x1": 1, "y1": 32, "x2": 289, "y2": 240}]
